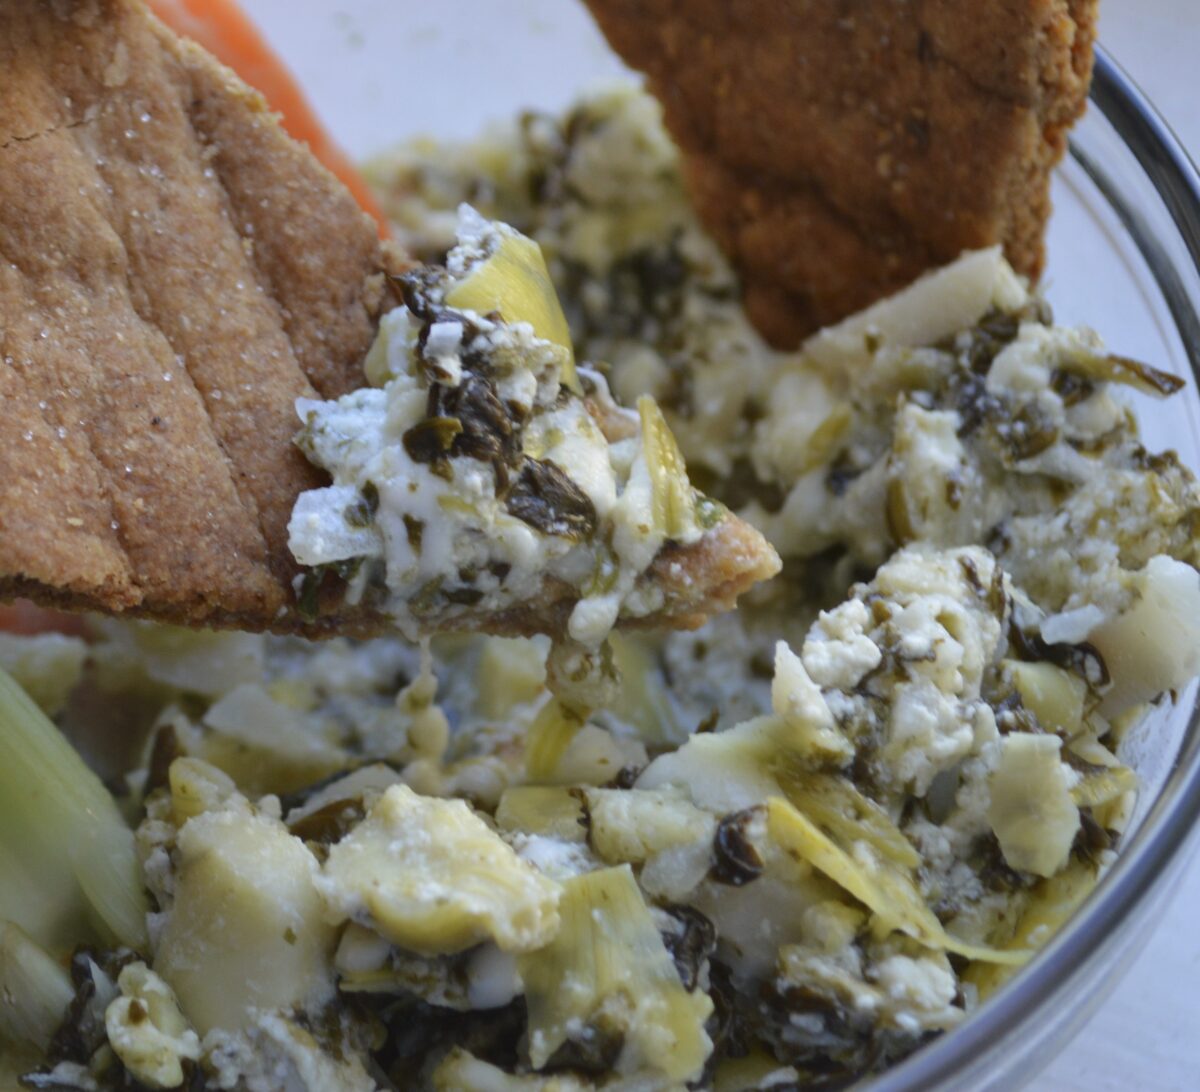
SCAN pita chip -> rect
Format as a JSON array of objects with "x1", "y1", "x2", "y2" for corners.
[{"x1": 583, "y1": 0, "x2": 1098, "y2": 347}]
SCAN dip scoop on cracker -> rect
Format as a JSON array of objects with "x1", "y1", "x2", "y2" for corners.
[{"x1": 0, "y1": 0, "x2": 778, "y2": 640}]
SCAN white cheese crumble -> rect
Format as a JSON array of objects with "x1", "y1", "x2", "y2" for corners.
[{"x1": 104, "y1": 964, "x2": 200, "y2": 1090}]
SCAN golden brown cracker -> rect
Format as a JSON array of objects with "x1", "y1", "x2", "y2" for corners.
[
  {"x1": 423, "y1": 517, "x2": 782, "y2": 640},
  {"x1": 0, "y1": 0, "x2": 385, "y2": 628},
  {"x1": 584, "y1": 0, "x2": 1097, "y2": 346}
]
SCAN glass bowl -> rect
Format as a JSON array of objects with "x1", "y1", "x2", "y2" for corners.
[
  {"x1": 873, "y1": 47, "x2": 1200, "y2": 1092},
  {"x1": 240, "y1": 5, "x2": 1200, "y2": 1087}
]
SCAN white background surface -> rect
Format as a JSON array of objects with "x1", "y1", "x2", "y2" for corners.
[{"x1": 237, "y1": 2, "x2": 1200, "y2": 1088}]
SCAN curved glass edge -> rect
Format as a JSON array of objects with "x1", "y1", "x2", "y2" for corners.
[
  {"x1": 869, "y1": 46, "x2": 1200, "y2": 1092},
  {"x1": 1074, "y1": 68, "x2": 1200, "y2": 382}
]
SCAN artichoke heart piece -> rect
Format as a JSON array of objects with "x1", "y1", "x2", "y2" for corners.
[
  {"x1": 200, "y1": 683, "x2": 349, "y2": 797},
  {"x1": 495, "y1": 786, "x2": 588, "y2": 842},
  {"x1": 638, "y1": 395, "x2": 702, "y2": 542},
  {"x1": 712, "y1": 1049, "x2": 803, "y2": 1092},
  {"x1": 771, "y1": 763, "x2": 921, "y2": 871},
  {"x1": 1003, "y1": 660, "x2": 1087, "y2": 737},
  {"x1": 964, "y1": 861, "x2": 1098, "y2": 1000},
  {"x1": 155, "y1": 805, "x2": 336, "y2": 1036},
  {"x1": 764, "y1": 798, "x2": 1027, "y2": 966},
  {"x1": 987, "y1": 733, "x2": 1081, "y2": 879},
  {"x1": 802, "y1": 247, "x2": 1019, "y2": 372},
  {"x1": 1071, "y1": 763, "x2": 1137, "y2": 810},
  {"x1": 518, "y1": 865, "x2": 713, "y2": 1083},
  {"x1": 770, "y1": 642, "x2": 852, "y2": 764},
  {"x1": 800, "y1": 403, "x2": 853, "y2": 476},
  {"x1": 476, "y1": 637, "x2": 548, "y2": 720},
  {"x1": 0, "y1": 631, "x2": 86, "y2": 717},
  {"x1": 445, "y1": 226, "x2": 581, "y2": 394},
  {"x1": 584, "y1": 787, "x2": 715, "y2": 865},
  {"x1": 636, "y1": 714, "x2": 787, "y2": 815},
  {"x1": 1090, "y1": 555, "x2": 1200, "y2": 717},
  {"x1": 609, "y1": 632, "x2": 684, "y2": 746},
  {"x1": 319, "y1": 784, "x2": 561, "y2": 955},
  {"x1": 524, "y1": 699, "x2": 589, "y2": 782},
  {"x1": 169, "y1": 756, "x2": 240, "y2": 825}
]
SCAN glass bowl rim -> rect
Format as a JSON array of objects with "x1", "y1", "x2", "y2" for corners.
[{"x1": 870, "y1": 44, "x2": 1200, "y2": 1091}]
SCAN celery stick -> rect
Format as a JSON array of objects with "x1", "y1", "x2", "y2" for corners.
[
  {"x1": 0, "y1": 667, "x2": 147, "y2": 951},
  {"x1": 0, "y1": 922, "x2": 74, "y2": 1051}
]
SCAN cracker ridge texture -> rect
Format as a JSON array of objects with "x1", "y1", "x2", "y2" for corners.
[
  {"x1": 583, "y1": 0, "x2": 1098, "y2": 347},
  {"x1": 0, "y1": 0, "x2": 387, "y2": 629}
]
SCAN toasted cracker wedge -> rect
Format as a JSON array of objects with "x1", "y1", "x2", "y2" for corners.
[
  {"x1": 416, "y1": 516, "x2": 781, "y2": 641},
  {"x1": 0, "y1": 0, "x2": 386, "y2": 630},
  {"x1": 0, "y1": 0, "x2": 777, "y2": 639},
  {"x1": 287, "y1": 211, "x2": 781, "y2": 642},
  {"x1": 583, "y1": 0, "x2": 1097, "y2": 347}
]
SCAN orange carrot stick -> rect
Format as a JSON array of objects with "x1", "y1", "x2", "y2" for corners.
[
  {"x1": 0, "y1": 602, "x2": 88, "y2": 638},
  {"x1": 146, "y1": 0, "x2": 390, "y2": 234}
]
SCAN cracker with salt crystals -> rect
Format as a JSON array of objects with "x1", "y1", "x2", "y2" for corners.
[
  {"x1": 0, "y1": 0, "x2": 387, "y2": 630},
  {"x1": 584, "y1": 0, "x2": 1097, "y2": 347}
]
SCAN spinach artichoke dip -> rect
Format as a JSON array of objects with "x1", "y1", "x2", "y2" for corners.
[
  {"x1": 285, "y1": 207, "x2": 778, "y2": 646},
  {"x1": 4, "y1": 86, "x2": 1200, "y2": 1092}
]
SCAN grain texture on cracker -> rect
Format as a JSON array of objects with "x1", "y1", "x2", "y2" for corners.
[
  {"x1": 584, "y1": 0, "x2": 1098, "y2": 346},
  {"x1": 0, "y1": 0, "x2": 386, "y2": 629}
]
